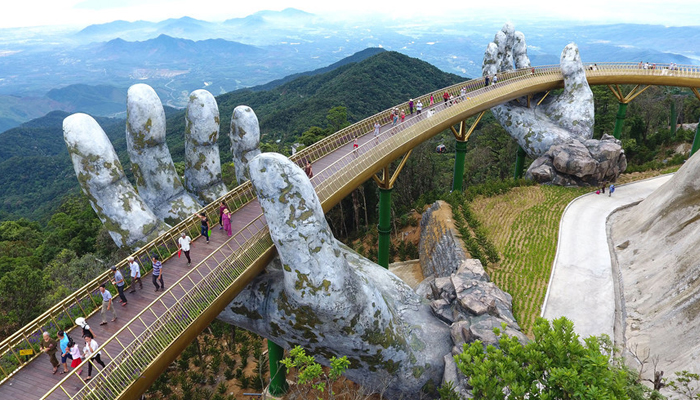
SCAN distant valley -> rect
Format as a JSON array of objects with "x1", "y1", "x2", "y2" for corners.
[{"x1": 0, "y1": 9, "x2": 698, "y2": 132}]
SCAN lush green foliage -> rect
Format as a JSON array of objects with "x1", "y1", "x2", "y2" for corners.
[
  {"x1": 281, "y1": 346, "x2": 350, "y2": 400},
  {"x1": 455, "y1": 317, "x2": 651, "y2": 399}
]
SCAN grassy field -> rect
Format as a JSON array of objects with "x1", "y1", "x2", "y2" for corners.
[{"x1": 468, "y1": 166, "x2": 680, "y2": 336}]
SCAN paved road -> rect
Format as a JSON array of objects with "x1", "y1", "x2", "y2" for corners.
[{"x1": 541, "y1": 174, "x2": 672, "y2": 339}]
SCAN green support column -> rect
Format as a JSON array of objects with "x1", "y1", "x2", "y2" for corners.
[
  {"x1": 268, "y1": 340, "x2": 288, "y2": 396},
  {"x1": 513, "y1": 146, "x2": 527, "y2": 180},
  {"x1": 377, "y1": 187, "x2": 392, "y2": 269},
  {"x1": 452, "y1": 140, "x2": 468, "y2": 192},
  {"x1": 691, "y1": 119, "x2": 700, "y2": 157},
  {"x1": 670, "y1": 101, "x2": 677, "y2": 139},
  {"x1": 613, "y1": 102, "x2": 628, "y2": 139}
]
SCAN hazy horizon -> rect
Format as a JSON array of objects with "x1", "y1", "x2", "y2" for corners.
[{"x1": 3, "y1": 1, "x2": 700, "y2": 30}]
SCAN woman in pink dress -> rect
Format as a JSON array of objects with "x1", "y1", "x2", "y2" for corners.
[
  {"x1": 222, "y1": 208, "x2": 232, "y2": 237},
  {"x1": 429, "y1": 94, "x2": 434, "y2": 106}
]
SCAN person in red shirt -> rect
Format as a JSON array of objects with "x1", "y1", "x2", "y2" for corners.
[{"x1": 443, "y1": 91, "x2": 449, "y2": 104}]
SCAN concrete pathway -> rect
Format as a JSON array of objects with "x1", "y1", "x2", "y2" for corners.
[{"x1": 541, "y1": 174, "x2": 672, "y2": 339}]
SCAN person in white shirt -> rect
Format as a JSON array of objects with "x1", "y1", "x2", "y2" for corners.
[
  {"x1": 178, "y1": 232, "x2": 193, "y2": 267},
  {"x1": 83, "y1": 335, "x2": 105, "y2": 381},
  {"x1": 128, "y1": 256, "x2": 142, "y2": 292}
]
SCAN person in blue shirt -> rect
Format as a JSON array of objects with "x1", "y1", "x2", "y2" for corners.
[{"x1": 57, "y1": 331, "x2": 71, "y2": 374}]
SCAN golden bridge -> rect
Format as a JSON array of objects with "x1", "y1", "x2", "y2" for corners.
[{"x1": 1, "y1": 62, "x2": 699, "y2": 399}]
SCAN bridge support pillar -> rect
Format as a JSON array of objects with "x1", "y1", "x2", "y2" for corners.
[
  {"x1": 514, "y1": 146, "x2": 527, "y2": 179},
  {"x1": 608, "y1": 84, "x2": 651, "y2": 139},
  {"x1": 373, "y1": 151, "x2": 412, "y2": 269},
  {"x1": 691, "y1": 118, "x2": 700, "y2": 158},
  {"x1": 377, "y1": 187, "x2": 392, "y2": 268},
  {"x1": 613, "y1": 102, "x2": 628, "y2": 139},
  {"x1": 452, "y1": 140, "x2": 468, "y2": 192},
  {"x1": 449, "y1": 111, "x2": 484, "y2": 193},
  {"x1": 671, "y1": 100, "x2": 677, "y2": 139},
  {"x1": 268, "y1": 340, "x2": 288, "y2": 396}
]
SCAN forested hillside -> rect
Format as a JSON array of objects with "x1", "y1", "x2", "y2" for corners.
[{"x1": 0, "y1": 50, "x2": 465, "y2": 222}]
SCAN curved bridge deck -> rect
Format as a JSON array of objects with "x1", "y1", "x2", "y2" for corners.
[{"x1": 1, "y1": 63, "x2": 699, "y2": 399}]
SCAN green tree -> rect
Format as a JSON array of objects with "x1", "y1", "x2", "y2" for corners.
[
  {"x1": 455, "y1": 317, "x2": 653, "y2": 399},
  {"x1": 326, "y1": 106, "x2": 350, "y2": 133},
  {"x1": 281, "y1": 346, "x2": 350, "y2": 400},
  {"x1": 0, "y1": 264, "x2": 50, "y2": 335}
]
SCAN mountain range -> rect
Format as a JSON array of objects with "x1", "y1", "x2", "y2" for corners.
[
  {"x1": 0, "y1": 9, "x2": 698, "y2": 133},
  {"x1": 0, "y1": 50, "x2": 464, "y2": 222}
]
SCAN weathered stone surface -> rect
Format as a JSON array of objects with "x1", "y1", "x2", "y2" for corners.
[
  {"x1": 229, "y1": 105, "x2": 261, "y2": 185},
  {"x1": 217, "y1": 153, "x2": 451, "y2": 399},
  {"x1": 419, "y1": 201, "x2": 469, "y2": 278},
  {"x1": 525, "y1": 134, "x2": 627, "y2": 186},
  {"x1": 483, "y1": 24, "x2": 626, "y2": 186},
  {"x1": 63, "y1": 113, "x2": 169, "y2": 247},
  {"x1": 184, "y1": 89, "x2": 228, "y2": 204},
  {"x1": 126, "y1": 84, "x2": 200, "y2": 225},
  {"x1": 611, "y1": 150, "x2": 700, "y2": 378}
]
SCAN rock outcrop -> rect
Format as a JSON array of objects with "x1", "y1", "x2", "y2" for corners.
[
  {"x1": 419, "y1": 201, "x2": 469, "y2": 278},
  {"x1": 483, "y1": 23, "x2": 626, "y2": 186},
  {"x1": 611, "y1": 151, "x2": 700, "y2": 378},
  {"x1": 526, "y1": 134, "x2": 627, "y2": 186},
  {"x1": 415, "y1": 201, "x2": 527, "y2": 398}
]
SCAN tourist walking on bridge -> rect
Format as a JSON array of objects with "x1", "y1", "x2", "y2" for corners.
[
  {"x1": 408, "y1": 99, "x2": 414, "y2": 114},
  {"x1": 152, "y1": 255, "x2": 164, "y2": 292},
  {"x1": 111, "y1": 266, "x2": 127, "y2": 306},
  {"x1": 178, "y1": 232, "x2": 192, "y2": 266},
  {"x1": 40, "y1": 332, "x2": 59, "y2": 374},
  {"x1": 416, "y1": 100, "x2": 423, "y2": 115},
  {"x1": 443, "y1": 91, "x2": 449, "y2": 104},
  {"x1": 128, "y1": 256, "x2": 142, "y2": 292},
  {"x1": 57, "y1": 331, "x2": 71, "y2": 373},
  {"x1": 373, "y1": 122, "x2": 380, "y2": 144},
  {"x1": 75, "y1": 317, "x2": 95, "y2": 339},
  {"x1": 99, "y1": 284, "x2": 116, "y2": 324},
  {"x1": 222, "y1": 208, "x2": 232, "y2": 237},
  {"x1": 83, "y1": 335, "x2": 105, "y2": 381},
  {"x1": 304, "y1": 159, "x2": 313, "y2": 178},
  {"x1": 197, "y1": 212, "x2": 210, "y2": 244},
  {"x1": 64, "y1": 339, "x2": 83, "y2": 376},
  {"x1": 218, "y1": 201, "x2": 226, "y2": 230},
  {"x1": 429, "y1": 94, "x2": 434, "y2": 106}
]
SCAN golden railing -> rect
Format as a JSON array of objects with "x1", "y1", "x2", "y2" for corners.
[{"x1": 4, "y1": 62, "x2": 700, "y2": 398}]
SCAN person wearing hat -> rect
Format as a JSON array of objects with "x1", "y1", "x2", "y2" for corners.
[
  {"x1": 75, "y1": 317, "x2": 95, "y2": 339},
  {"x1": 408, "y1": 99, "x2": 414, "y2": 115},
  {"x1": 111, "y1": 266, "x2": 128, "y2": 306},
  {"x1": 128, "y1": 256, "x2": 142, "y2": 292}
]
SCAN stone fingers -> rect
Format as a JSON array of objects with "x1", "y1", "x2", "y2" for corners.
[
  {"x1": 184, "y1": 89, "x2": 228, "y2": 204},
  {"x1": 247, "y1": 153, "x2": 351, "y2": 307},
  {"x1": 126, "y1": 84, "x2": 201, "y2": 225},
  {"x1": 543, "y1": 43, "x2": 595, "y2": 139},
  {"x1": 512, "y1": 31, "x2": 531, "y2": 69},
  {"x1": 63, "y1": 113, "x2": 169, "y2": 248},
  {"x1": 229, "y1": 106, "x2": 261, "y2": 185}
]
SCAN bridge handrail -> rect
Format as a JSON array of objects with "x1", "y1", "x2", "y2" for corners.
[
  {"x1": 0, "y1": 177, "x2": 259, "y2": 383},
  {"x1": 4, "y1": 60, "x2": 700, "y2": 394},
  {"x1": 44, "y1": 214, "x2": 273, "y2": 399}
]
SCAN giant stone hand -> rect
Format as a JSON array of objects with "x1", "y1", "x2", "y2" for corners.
[
  {"x1": 64, "y1": 84, "x2": 260, "y2": 247},
  {"x1": 483, "y1": 23, "x2": 626, "y2": 186},
  {"x1": 217, "y1": 153, "x2": 452, "y2": 398}
]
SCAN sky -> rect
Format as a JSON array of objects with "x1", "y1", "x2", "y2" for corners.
[{"x1": 2, "y1": 0, "x2": 700, "y2": 29}]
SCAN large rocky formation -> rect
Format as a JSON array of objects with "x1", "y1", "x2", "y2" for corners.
[
  {"x1": 483, "y1": 23, "x2": 626, "y2": 186},
  {"x1": 419, "y1": 200, "x2": 469, "y2": 278},
  {"x1": 610, "y1": 151, "x2": 700, "y2": 379}
]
